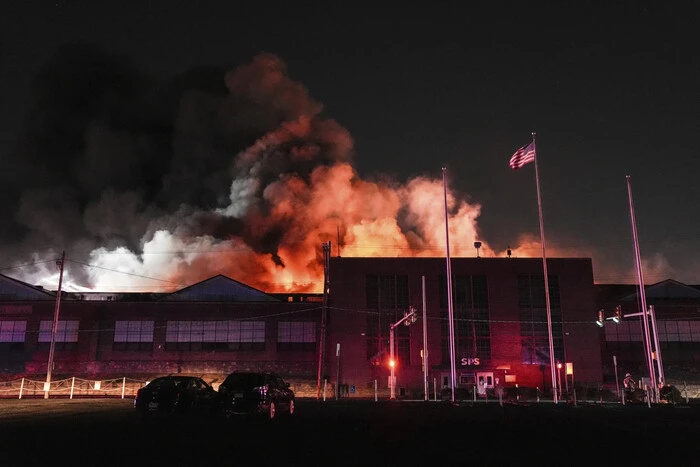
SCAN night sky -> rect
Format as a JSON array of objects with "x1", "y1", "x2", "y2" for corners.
[{"x1": 1, "y1": 1, "x2": 699, "y2": 291}]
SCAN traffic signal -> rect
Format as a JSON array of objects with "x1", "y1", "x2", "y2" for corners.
[
  {"x1": 596, "y1": 310, "x2": 605, "y2": 327},
  {"x1": 613, "y1": 305, "x2": 622, "y2": 323}
]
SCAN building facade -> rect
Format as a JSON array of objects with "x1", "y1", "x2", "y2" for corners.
[
  {"x1": 325, "y1": 256, "x2": 602, "y2": 398},
  {"x1": 0, "y1": 274, "x2": 323, "y2": 390},
  {"x1": 596, "y1": 279, "x2": 700, "y2": 390},
  {"x1": 6, "y1": 255, "x2": 663, "y2": 399}
]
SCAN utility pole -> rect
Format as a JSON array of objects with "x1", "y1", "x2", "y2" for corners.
[
  {"x1": 317, "y1": 242, "x2": 331, "y2": 399},
  {"x1": 45, "y1": 251, "x2": 65, "y2": 399}
]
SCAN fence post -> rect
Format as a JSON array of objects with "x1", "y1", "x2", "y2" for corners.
[
  {"x1": 374, "y1": 379, "x2": 378, "y2": 402},
  {"x1": 122, "y1": 377, "x2": 126, "y2": 399},
  {"x1": 70, "y1": 376, "x2": 75, "y2": 399},
  {"x1": 19, "y1": 377, "x2": 24, "y2": 399}
]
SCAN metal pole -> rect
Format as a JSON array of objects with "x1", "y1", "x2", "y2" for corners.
[
  {"x1": 531, "y1": 134, "x2": 558, "y2": 404},
  {"x1": 422, "y1": 276, "x2": 428, "y2": 401},
  {"x1": 45, "y1": 251, "x2": 65, "y2": 399},
  {"x1": 613, "y1": 355, "x2": 620, "y2": 398},
  {"x1": 557, "y1": 363, "x2": 562, "y2": 398},
  {"x1": 389, "y1": 325, "x2": 395, "y2": 399},
  {"x1": 374, "y1": 379, "x2": 377, "y2": 402},
  {"x1": 626, "y1": 175, "x2": 657, "y2": 400},
  {"x1": 442, "y1": 167, "x2": 457, "y2": 403},
  {"x1": 122, "y1": 376, "x2": 126, "y2": 399},
  {"x1": 317, "y1": 242, "x2": 330, "y2": 399},
  {"x1": 649, "y1": 305, "x2": 665, "y2": 388},
  {"x1": 335, "y1": 343, "x2": 340, "y2": 400},
  {"x1": 70, "y1": 376, "x2": 75, "y2": 399}
]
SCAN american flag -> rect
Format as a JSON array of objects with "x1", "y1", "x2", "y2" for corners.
[{"x1": 509, "y1": 141, "x2": 535, "y2": 170}]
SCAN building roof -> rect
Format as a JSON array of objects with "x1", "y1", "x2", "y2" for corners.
[
  {"x1": 0, "y1": 273, "x2": 56, "y2": 301},
  {"x1": 595, "y1": 279, "x2": 700, "y2": 303},
  {"x1": 162, "y1": 274, "x2": 279, "y2": 302}
]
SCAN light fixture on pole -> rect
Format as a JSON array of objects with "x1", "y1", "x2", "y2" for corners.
[
  {"x1": 389, "y1": 307, "x2": 417, "y2": 399},
  {"x1": 556, "y1": 362, "x2": 563, "y2": 398}
]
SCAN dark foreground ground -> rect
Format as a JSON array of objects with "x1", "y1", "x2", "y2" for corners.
[{"x1": 0, "y1": 398, "x2": 699, "y2": 466}]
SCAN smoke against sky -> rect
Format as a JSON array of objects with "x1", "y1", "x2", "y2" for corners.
[
  {"x1": 0, "y1": 49, "x2": 587, "y2": 293},
  {"x1": 1, "y1": 2, "x2": 698, "y2": 292}
]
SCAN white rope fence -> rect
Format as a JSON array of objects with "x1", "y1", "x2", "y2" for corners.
[{"x1": 0, "y1": 377, "x2": 148, "y2": 399}]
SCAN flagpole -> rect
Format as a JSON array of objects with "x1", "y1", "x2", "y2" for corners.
[
  {"x1": 532, "y1": 132, "x2": 558, "y2": 404},
  {"x1": 626, "y1": 175, "x2": 657, "y2": 402},
  {"x1": 442, "y1": 167, "x2": 457, "y2": 403}
]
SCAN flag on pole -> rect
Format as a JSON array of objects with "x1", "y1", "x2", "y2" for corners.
[{"x1": 509, "y1": 141, "x2": 535, "y2": 170}]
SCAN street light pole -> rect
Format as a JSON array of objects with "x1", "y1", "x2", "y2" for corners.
[
  {"x1": 389, "y1": 308, "x2": 417, "y2": 400},
  {"x1": 649, "y1": 305, "x2": 665, "y2": 388},
  {"x1": 45, "y1": 251, "x2": 65, "y2": 399}
]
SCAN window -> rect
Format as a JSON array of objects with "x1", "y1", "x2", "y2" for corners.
[
  {"x1": 38, "y1": 320, "x2": 79, "y2": 350},
  {"x1": 517, "y1": 274, "x2": 564, "y2": 365},
  {"x1": 0, "y1": 320, "x2": 26, "y2": 351},
  {"x1": 365, "y1": 274, "x2": 410, "y2": 365},
  {"x1": 0, "y1": 320, "x2": 26, "y2": 343},
  {"x1": 439, "y1": 275, "x2": 492, "y2": 364},
  {"x1": 277, "y1": 321, "x2": 316, "y2": 351},
  {"x1": 165, "y1": 320, "x2": 265, "y2": 351},
  {"x1": 113, "y1": 320, "x2": 154, "y2": 351}
]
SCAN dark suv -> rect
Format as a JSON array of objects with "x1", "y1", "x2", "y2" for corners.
[{"x1": 218, "y1": 371, "x2": 295, "y2": 419}]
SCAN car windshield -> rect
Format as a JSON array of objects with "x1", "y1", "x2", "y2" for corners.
[
  {"x1": 223, "y1": 373, "x2": 265, "y2": 389},
  {"x1": 149, "y1": 377, "x2": 190, "y2": 388}
]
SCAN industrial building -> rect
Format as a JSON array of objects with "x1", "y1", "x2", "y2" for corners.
[{"x1": 1, "y1": 256, "x2": 698, "y2": 398}]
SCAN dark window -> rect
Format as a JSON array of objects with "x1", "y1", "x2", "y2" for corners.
[
  {"x1": 439, "y1": 275, "x2": 491, "y2": 364},
  {"x1": 365, "y1": 274, "x2": 411, "y2": 364},
  {"x1": 113, "y1": 342, "x2": 153, "y2": 351},
  {"x1": 518, "y1": 274, "x2": 564, "y2": 365}
]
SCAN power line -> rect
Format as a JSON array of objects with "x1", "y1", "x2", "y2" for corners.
[{"x1": 66, "y1": 259, "x2": 184, "y2": 285}]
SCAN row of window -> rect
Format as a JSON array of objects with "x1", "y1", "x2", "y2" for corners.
[
  {"x1": 605, "y1": 320, "x2": 700, "y2": 342},
  {"x1": 0, "y1": 320, "x2": 318, "y2": 351},
  {"x1": 366, "y1": 273, "x2": 566, "y2": 367}
]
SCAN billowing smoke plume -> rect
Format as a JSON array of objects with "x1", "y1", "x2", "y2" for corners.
[{"x1": 1, "y1": 47, "x2": 561, "y2": 293}]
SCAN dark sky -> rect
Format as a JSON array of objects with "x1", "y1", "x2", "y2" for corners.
[{"x1": 1, "y1": 1, "x2": 699, "y2": 290}]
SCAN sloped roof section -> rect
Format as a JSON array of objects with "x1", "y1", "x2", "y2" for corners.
[
  {"x1": 0, "y1": 273, "x2": 56, "y2": 301},
  {"x1": 163, "y1": 274, "x2": 279, "y2": 302},
  {"x1": 620, "y1": 279, "x2": 700, "y2": 301}
]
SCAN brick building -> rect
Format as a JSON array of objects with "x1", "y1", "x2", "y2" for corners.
[
  {"x1": 8, "y1": 255, "x2": 673, "y2": 399},
  {"x1": 0, "y1": 274, "x2": 323, "y2": 390},
  {"x1": 595, "y1": 279, "x2": 700, "y2": 389},
  {"x1": 325, "y1": 256, "x2": 602, "y2": 398}
]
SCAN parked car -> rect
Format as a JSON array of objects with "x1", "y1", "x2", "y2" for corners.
[
  {"x1": 218, "y1": 371, "x2": 295, "y2": 419},
  {"x1": 134, "y1": 375, "x2": 219, "y2": 416}
]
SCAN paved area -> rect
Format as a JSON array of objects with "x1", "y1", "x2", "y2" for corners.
[{"x1": 1, "y1": 398, "x2": 698, "y2": 466}]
